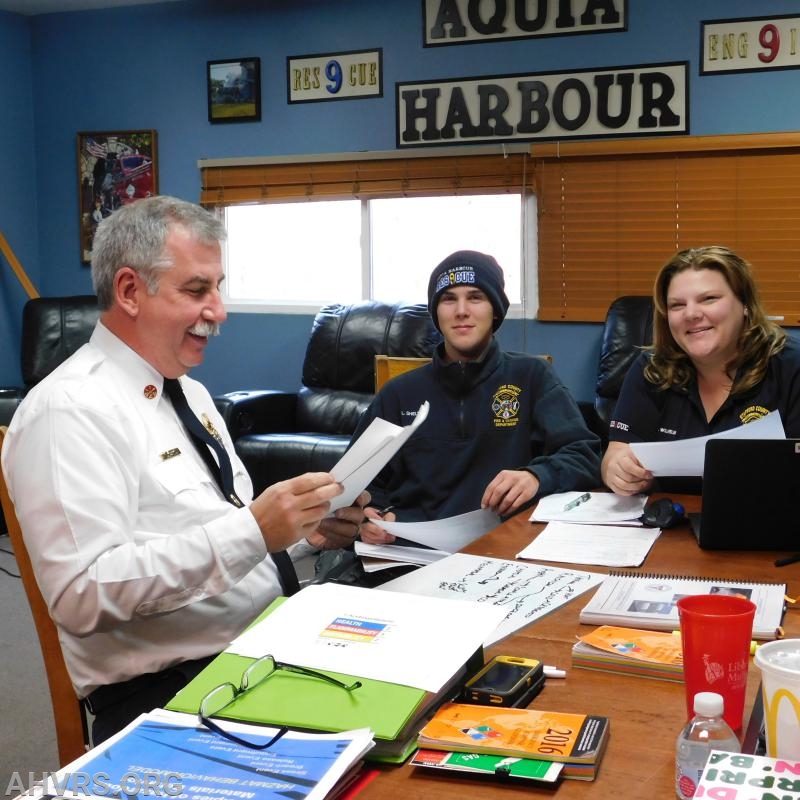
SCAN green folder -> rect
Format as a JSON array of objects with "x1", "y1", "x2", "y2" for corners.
[{"x1": 166, "y1": 597, "x2": 481, "y2": 763}]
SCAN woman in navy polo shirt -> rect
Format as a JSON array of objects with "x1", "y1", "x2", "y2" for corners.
[{"x1": 602, "y1": 245, "x2": 800, "y2": 496}]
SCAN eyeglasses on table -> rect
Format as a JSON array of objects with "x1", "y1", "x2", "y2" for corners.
[{"x1": 198, "y1": 653, "x2": 362, "y2": 749}]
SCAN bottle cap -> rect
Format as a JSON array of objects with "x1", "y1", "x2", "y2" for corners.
[{"x1": 693, "y1": 691, "x2": 724, "y2": 717}]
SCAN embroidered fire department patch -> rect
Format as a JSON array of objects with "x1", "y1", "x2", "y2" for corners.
[{"x1": 492, "y1": 384, "x2": 521, "y2": 428}]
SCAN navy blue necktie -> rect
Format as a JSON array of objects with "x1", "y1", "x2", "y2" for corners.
[{"x1": 163, "y1": 378, "x2": 300, "y2": 596}]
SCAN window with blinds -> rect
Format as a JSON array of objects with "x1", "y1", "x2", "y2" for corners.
[
  {"x1": 198, "y1": 148, "x2": 535, "y2": 312},
  {"x1": 535, "y1": 133, "x2": 800, "y2": 324},
  {"x1": 199, "y1": 150, "x2": 532, "y2": 204}
]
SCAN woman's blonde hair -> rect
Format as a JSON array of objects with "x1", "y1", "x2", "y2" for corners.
[{"x1": 644, "y1": 245, "x2": 786, "y2": 393}]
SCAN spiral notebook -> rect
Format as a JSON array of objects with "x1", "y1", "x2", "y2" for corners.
[{"x1": 579, "y1": 571, "x2": 786, "y2": 639}]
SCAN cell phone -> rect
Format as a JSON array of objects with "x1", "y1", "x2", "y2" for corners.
[{"x1": 460, "y1": 655, "x2": 544, "y2": 707}]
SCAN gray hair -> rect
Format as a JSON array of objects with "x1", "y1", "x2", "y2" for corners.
[{"x1": 91, "y1": 195, "x2": 226, "y2": 310}]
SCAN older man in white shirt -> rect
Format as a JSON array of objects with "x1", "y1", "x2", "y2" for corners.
[{"x1": 2, "y1": 195, "x2": 367, "y2": 744}]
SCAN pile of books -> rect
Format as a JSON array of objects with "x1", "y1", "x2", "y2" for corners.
[
  {"x1": 414, "y1": 702, "x2": 610, "y2": 782},
  {"x1": 571, "y1": 624, "x2": 684, "y2": 682}
]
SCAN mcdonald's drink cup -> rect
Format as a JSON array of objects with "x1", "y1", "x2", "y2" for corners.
[
  {"x1": 677, "y1": 594, "x2": 756, "y2": 731},
  {"x1": 754, "y1": 639, "x2": 800, "y2": 758}
]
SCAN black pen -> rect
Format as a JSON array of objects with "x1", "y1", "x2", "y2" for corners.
[
  {"x1": 360, "y1": 505, "x2": 395, "y2": 524},
  {"x1": 775, "y1": 553, "x2": 800, "y2": 567}
]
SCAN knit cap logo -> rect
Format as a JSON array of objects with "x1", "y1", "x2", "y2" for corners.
[{"x1": 434, "y1": 267, "x2": 477, "y2": 294}]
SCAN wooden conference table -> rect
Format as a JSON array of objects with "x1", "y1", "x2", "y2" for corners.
[{"x1": 359, "y1": 494, "x2": 800, "y2": 799}]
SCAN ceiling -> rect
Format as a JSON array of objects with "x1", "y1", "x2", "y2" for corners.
[{"x1": 0, "y1": 0, "x2": 184, "y2": 14}]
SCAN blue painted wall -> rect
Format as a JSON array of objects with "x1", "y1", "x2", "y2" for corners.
[
  {"x1": 0, "y1": 11, "x2": 38, "y2": 386},
  {"x1": 1, "y1": 0, "x2": 799, "y2": 403}
]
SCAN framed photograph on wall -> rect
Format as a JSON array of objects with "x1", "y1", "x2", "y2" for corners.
[
  {"x1": 77, "y1": 129, "x2": 158, "y2": 264},
  {"x1": 207, "y1": 57, "x2": 261, "y2": 123}
]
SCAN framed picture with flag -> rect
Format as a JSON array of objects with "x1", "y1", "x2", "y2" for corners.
[{"x1": 77, "y1": 129, "x2": 158, "y2": 264}]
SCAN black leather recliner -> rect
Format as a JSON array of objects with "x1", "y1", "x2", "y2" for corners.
[
  {"x1": 0, "y1": 295, "x2": 100, "y2": 532},
  {"x1": 215, "y1": 300, "x2": 441, "y2": 494},
  {"x1": 583, "y1": 295, "x2": 654, "y2": 448},
  {"x1": 0, "y1": 294, "x2": 100, "y2": 426}
]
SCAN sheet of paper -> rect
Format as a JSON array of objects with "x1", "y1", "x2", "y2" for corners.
[
  {"x1": 329, "y1": 401, "x2": 429, "y2": 511},
  {"x1": 630, "y1": 410, "x2": 785, "y2": 476},
  {"x1": 374, "y1": 507, "x2": 501, "y2": 551},
  {"x1": 530, "y1": 491, "x2": 647, "y2": 525},
  {"x1": 379, "y1": 552, "x2": 604, "y2": 646},
  {"x1": 226, "y1": 582, "x2": 504, "y2": 693},
  {"x1": 355, "y1": 541, "x2": 449, "y2": 566},
  {"x1": 517, "y1": 521, "x2": 660, "y2": 567}
]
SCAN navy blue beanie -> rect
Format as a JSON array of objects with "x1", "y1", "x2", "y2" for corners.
[{"x1": 427, "y1": 250, "x2": 510, "y2": 332}]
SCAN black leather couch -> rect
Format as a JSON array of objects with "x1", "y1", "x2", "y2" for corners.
[
  {"x1": 215, "y1": 300, "x2": 442, "y2": 494},
  {"x1": 583, "y1": 295, "x2": 654, "y2": 448}
]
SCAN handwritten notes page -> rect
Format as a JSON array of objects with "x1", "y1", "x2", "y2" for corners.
[{"x1": 379, "y1": 552, "x2": 604, "y2": 646}]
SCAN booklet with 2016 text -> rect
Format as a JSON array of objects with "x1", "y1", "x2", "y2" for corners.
[{"x1": 417, "y1": 703, "x2": 610, "y2": 766}]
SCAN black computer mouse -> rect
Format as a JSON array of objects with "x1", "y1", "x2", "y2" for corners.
[{"x1": 641, "y1": 497, "x2": 686, "y2": 528}]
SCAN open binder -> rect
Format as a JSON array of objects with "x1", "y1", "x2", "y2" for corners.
[{"x1": 167, "y1": 596, "x2": 483, "y2": 763}]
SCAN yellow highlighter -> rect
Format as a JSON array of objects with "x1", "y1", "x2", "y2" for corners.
[{"x1": 672, "y1": 629, "x2": 760, "y2": 655}]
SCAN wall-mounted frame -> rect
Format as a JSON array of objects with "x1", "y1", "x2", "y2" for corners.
[
  {"x1": 77, "y1": 129, "x2": 158, "y2": 265},
  {"x1": 207, "y1": 57, "x2": 261, "y2": 123}
]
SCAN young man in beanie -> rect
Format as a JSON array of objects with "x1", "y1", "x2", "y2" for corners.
[{"x1": 357, "y1": 249, "x2": 601, "y2": 537}]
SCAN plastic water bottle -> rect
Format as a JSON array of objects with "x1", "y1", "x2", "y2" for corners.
[{"x1": 675, "y1": 691, "x2": 740, "y2": 799}]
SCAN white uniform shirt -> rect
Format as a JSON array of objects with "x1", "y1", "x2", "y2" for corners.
[{"x1": 2, "y1": 323, "x2": 303, "y2": 697}]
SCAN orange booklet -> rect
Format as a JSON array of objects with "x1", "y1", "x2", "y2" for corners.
[
  {"x1": 416, "y1": 703, "x2": 610, "y2": 765},
  {"x1": 579, "y1": 625, "x2": 683, "y2": 664},
  {"x1": 572, "y1": 625, "x2": 684, "y2": 682}
]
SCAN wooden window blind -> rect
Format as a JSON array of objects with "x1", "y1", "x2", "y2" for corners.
[
  {"x1": 535, "y1": 133, "x2": 800, "y2": 324},
  {"x1": 200, "y1": 151, "x2": 533, "y2": 205}
]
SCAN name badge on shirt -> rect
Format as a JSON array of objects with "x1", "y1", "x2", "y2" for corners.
[{"x1": 160, "y1": 448, "x2": 181, "y2": 461}]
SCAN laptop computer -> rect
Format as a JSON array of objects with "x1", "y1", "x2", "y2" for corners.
[{"x1": 689, "y1": 438, "x2": 800, "y2": 551}]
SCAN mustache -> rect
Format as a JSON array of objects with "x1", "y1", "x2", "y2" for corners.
[{"x1": 188, "y1": 321, "x2": 221, "y2": 337}]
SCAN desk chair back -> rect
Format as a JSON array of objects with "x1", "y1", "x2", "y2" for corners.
[
  {"x1": 374, "y1": 355, "x2": 431, "y2": 392},
  {"x1": 0, "y1": 426, "x2": 89, "y2": 765}
]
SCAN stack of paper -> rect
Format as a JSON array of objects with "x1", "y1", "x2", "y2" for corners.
[
  {"x1": 523, "y1": 492, "x2": 657, "y2": 568},
  {"x1": 354, "y1": 507, "x2": 501, "y2": 571},
  {"x1": 517, "y1": 521, "x2": 660, "y2": 568},
  {"x1": 39, "y1": 709, "x2": 374, "y2": 800},
  {"x1": 530, "y1": 491, "x2": 647, "y2": 525}
]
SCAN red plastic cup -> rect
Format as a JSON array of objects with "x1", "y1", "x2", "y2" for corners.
[{"x1": 677, "y1": 594, "x2": 756, "y2": 731}]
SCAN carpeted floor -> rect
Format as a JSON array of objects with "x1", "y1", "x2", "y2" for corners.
[{"x1": 0, "y1": 535, "x2": 58, "y2": 795}]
